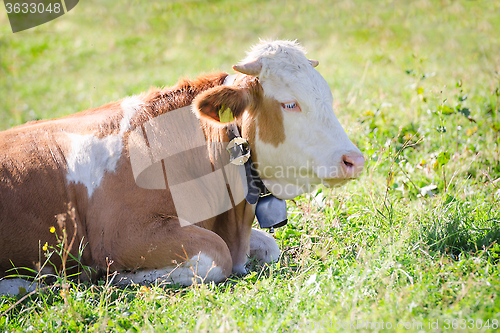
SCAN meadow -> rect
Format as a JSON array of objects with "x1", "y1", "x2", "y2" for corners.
[{"x1": 1, "y1": 0, "x2": 500, "y2": 331}]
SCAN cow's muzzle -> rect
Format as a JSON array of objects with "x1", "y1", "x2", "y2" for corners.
[{"x1": 341, "y1": 152, "x2": 365, "y2": 179}]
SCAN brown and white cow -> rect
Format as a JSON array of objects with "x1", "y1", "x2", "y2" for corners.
[{"x1": 0, "y1": 40, "x2": 364, "y2": 294}]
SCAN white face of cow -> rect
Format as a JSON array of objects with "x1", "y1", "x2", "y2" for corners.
[
  {"x1": 234, "y1": 40, "x2": 365, "y2": 199},
  {"x1": 193, "y1": 40, "x2": 365, "y2": 200}
]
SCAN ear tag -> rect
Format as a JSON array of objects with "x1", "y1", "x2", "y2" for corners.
[{"x1": 219, "y1": 105, "x2": 234, "y2": 123}]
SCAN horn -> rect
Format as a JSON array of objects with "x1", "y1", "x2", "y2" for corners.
[
  {"x1": 309, "y1": 59, "x2": 319, "y2": 67},
  {"x1": 232, "y1": 60, "x2": 262, "y2": 76}
]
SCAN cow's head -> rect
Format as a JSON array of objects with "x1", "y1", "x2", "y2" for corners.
[{"x1": 194, "y1": 40, "x2": 364, "y2": 199}]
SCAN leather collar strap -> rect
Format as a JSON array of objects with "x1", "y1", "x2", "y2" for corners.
[
  {"x1": 222, "y1": 74, "x2": 287, "y2": 231},
  {"x1": 223, "y1": 74, "x2": 267, "y2": 204}
]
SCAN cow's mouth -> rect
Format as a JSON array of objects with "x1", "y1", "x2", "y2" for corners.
[{"x1": 319, "y1": 178, "x2": 350, "y2": 187}]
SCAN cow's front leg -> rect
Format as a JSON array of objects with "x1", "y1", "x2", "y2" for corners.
[
  {"x1": 209, "y1": 201, "x2": 256, "y2": 275},
  {"x1": 249, "y1": 228, "x2": 281, "y2": 264},
  {"x1": 98, "y1": 219, "x2": 233, "y2": 286}
]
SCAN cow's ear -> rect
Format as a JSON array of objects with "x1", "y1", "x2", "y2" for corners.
[{"x1": 193, "y1": 86, "x2": 248, "y2": 124}]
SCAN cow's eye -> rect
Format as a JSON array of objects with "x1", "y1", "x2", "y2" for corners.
[{"x1": 281, "y1": 101, "x2": 301, "y2": 112}]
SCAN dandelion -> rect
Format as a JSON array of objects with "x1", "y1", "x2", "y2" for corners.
[
  {"x1": 138, "y1": 286, "x2": 150, "y2": 297},
  {"x1": 42, "y1": 242, "x2": 48, "y2": 251},
  {"x1": 49, "y1": 226, "x2": 55, "y2": 233}
]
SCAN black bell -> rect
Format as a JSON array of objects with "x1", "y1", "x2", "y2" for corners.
[{"x1": 255, "y1": 194, "x2": 288, "y2": 232}]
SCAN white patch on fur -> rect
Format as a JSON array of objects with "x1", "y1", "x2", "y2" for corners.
[
  {"x1": 240, "y1": 40, "x2": 363, "y2": 199},
  {"x1": 0, "y1": 278, "x2": 37, "y2": 296},
  {"x1": 249, "y1": 228, "x2": 281, "y2": 263},
  {"x1": 232, "y1": 264, "x2": 248, "y2": 275},
  {"x1": 223, "y1": 74, "x2": 238, "y2": 86},
  {"x1": 65, "y1": 96, "x2": 143, "y2": 197},
  {"x1": 116, "y1": 253, "x2": 225, "y2": 286},
  {"x1": 119, "y1": 96, "x2": 144, "y2": 135},
  {"x1": 66, "y1": 133, "x2": 123, "y2": 197}
]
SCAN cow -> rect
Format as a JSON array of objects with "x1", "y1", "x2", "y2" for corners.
[{"x1": 0, "y1": 40, "x2": 364, "y2": 294}]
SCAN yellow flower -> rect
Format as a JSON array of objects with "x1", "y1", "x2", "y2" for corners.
[
  {"x1": 49, "y1": 227, "x2": 55, "y2": 233},
  {"x1": 138, "y1": 286, "x2": 150, "y2": 297},
  {"x1": 42, "y1": 242, "x2": 48, "y2": 251}
]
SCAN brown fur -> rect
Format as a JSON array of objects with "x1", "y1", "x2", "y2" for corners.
[
  {"x1": 0, "y1": 71, "x2": 283, "y2": 282},
  {"x1": 193, "y1": 85, "x2": 249, "y2": 123},
  {"x1": 193, "y1": 75, "x2": 285, "y2": 150},
  {"x1": 254, "y1": 98, "x2": 286, "y2": 147}
]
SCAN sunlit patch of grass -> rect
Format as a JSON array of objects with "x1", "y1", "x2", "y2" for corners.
[{"x1": 2, "y1": 0, "x2": 500, "y2": 331}]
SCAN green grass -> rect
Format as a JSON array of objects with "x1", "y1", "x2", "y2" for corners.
[{"x1": 1, "y1": 0, "x2": 500, "y2": 331}]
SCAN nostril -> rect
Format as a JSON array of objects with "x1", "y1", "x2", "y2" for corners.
[
  {"x1": 342, "y1": 157, "x2": 354, "y2": 168},
  {"x1": 341, "y1": 153, "x2": 365, "y2": 171}
]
